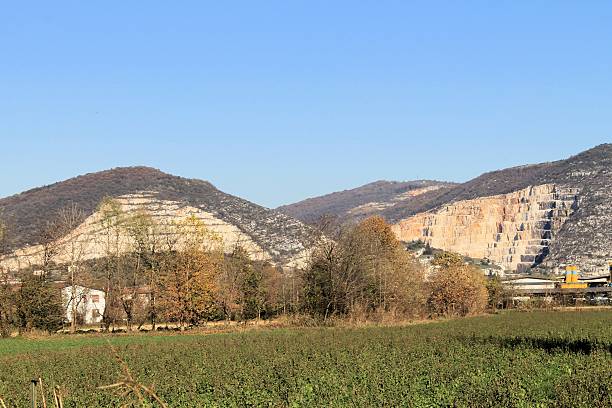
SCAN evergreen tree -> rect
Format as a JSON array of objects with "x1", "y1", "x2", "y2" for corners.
[{"x1": 16, "y1": 274, "x2": 64, "y2": 333}]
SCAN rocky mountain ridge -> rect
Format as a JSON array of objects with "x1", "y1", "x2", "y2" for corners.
[
  {"x1": 2, "y1": 144, "x2": 610, "y2": 274},
  {"x1": 277, "y1": 180, "x2": 456, "y2": 225},
  {"x1": 392, "y1": 144, "x2": 611, "y2": 273},
  {"x1": 0, "y1": 167, "x2": 316, "y2": 269},
  {"x1": 282, "y1": 144, "x2": 612, "y2": 274}
]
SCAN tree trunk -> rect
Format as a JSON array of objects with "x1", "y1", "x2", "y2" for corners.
[{"x1": 70, "y1": 266, "x2": 78, "y2": 333}]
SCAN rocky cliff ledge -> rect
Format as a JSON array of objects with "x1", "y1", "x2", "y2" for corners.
[{"x1": 392, "y1": 184, "x2": 580, "y2": 272}]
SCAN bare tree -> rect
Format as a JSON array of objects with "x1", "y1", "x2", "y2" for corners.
[
  {"x1": 303, "y1": 216, "x2": 426, "y2": 320},
  {"x1": 97, "y1": 198, "x2": 126, "y2": 332},
  {"x1": 55, "y1": 204, "x2": 90, "y2": 333},
  {"x1": 123, "y1": 210, "x2": 162, "y2": 331},
  {"x1": 37, "y1": 218, "x2": 63, "y2": 277}
]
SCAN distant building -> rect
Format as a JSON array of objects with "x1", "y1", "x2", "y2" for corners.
[
  {"x1": 61, "y1": 285, "x2": 105, "y2": 325},
  {"x1": 502, "y1": 277, "x2": 556, "y2": 291},
  {"x1": 578, "y1": 275, "x2": 610, "y2": 288}
]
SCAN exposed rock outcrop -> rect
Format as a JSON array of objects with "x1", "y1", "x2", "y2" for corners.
[
  {"x1": 1, "y1": 193, "x2": 281, "y2": 271},
  {"x1": 392, "y1": 184, "x2": 579, "y2": 272},
  {"x1": 391, "y1": 145, "x2": 612, "y2": 274},
  {"x1": 0, "y1": 168, "x2": 316, "y2": 270}
]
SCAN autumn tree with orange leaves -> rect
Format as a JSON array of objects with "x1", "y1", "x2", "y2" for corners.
[
  {"x1": 428, "y1": 252, "x2": 488, "y2": 317},
  {"x1": 159, "y1": 215, "x2": 223, "y2": 328}
]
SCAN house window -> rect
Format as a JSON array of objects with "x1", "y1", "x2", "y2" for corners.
[
  {"x1": 91, "y1": 309, "x2": 101, "y2": 319},
  {"x1": 91, "y1": 295, "x2": 100, "y2": 303}
]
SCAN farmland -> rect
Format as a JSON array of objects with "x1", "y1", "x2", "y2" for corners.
[{"x1": 0, "y1": 310, "x2": 611, "y2": 407}]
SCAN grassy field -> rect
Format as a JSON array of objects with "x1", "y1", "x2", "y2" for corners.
[{"x1": 0, "y1": 311, "x2": 610, "y2": 407}]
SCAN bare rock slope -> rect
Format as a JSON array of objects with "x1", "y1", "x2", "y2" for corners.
[
  {"x1": 392, "y1": 144, "x2": 612, "y2": 273},
  {"x1": 0, "y1": 167, "x2": 315, "y2": 269}
]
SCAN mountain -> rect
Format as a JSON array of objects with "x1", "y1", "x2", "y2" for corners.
[
  {"x1": 277, "y1": 180, "x2": 456, "y2": 225},
  {"x1": 0, "y1": 167, "x2": 315, "y2": 269},
  {"x1": 2, "y1": 144, "x2": 610, "y2": 275},
  {"x1": 282, "y1": 144, "x2": 612, "y2": 274}
]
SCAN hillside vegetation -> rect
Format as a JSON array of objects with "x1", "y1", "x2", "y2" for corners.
[{"x1": 277, "y1": 180, "x2": 455, "y2": 225}]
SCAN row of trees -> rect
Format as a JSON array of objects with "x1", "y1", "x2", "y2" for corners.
[
  {"x1": 302, "y1": 217, "x2": 493, "y2": 320},
  {"x1": 0, "y1": 202, "x2": 498, "y2": 336},
  {"x1": 0, "y1": 200, "x2": 303, "y2": 335},
  {"x1": 90, "y1": 200, "x2": 302, "y2": 331}
]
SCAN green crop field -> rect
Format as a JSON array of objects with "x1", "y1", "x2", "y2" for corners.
[{"x1": 0, "y1": 310, "x2": 610, "y2": 407}]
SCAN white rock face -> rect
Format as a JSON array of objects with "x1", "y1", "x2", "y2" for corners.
[
  {"x1": 392, "y1": 184, "x2": 579, "y2": 272},
  {"x1": 1, "y1": 192, "x2": 310, "y2": 271}
]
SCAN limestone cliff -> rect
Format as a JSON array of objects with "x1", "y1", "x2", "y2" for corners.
[
  {"x1": 1, "y1": 193, "x2": 280, "y2": 271},
  {"x1": 391, "y1": 144, "x2": 612, "y2": 274},
  {"x1": 392, "y1": 184, "x2": 579, "y2": 272}
]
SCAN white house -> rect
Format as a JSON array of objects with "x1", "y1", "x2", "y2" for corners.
[{"x1": 61, "y1": 285, "x2": 106, "y2": 325}]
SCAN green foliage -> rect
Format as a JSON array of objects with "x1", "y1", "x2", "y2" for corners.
[
  {"x1": 302, "y1": 250, "x2": 335, "y2": 317},
  {"x1": 431, "y1": 251, "x2": 465, "y2": 268},
  {"x1": 0, "y1": 281, "x2": 15, "y2": 337},
  {"x1": 485, "y1": 276, "x2": 507, "y2": 310},
  {"x1": 220, "y1": 247, "x2": 280, "y2": 321},
  {"x1": 0, "y1": 311, "x2": 610, "y2": 407},
  {"x1": 239, "y1": 263, "x2": 265, "y2": 320},
  {"x1": 405, "y1": 240, "x2": 426, "y2": 251},
  {"x1": 15, "y1": 274, "x2": 64, "y2": 333}
]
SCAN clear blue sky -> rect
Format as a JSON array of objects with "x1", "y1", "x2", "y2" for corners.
[{"x1": 1, "y1": 2, "x2": 610, "y2": 208}]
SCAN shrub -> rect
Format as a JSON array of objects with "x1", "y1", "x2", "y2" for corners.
[{"x1": 428, "y1": 252, "x2": 488, "y2": 317}]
